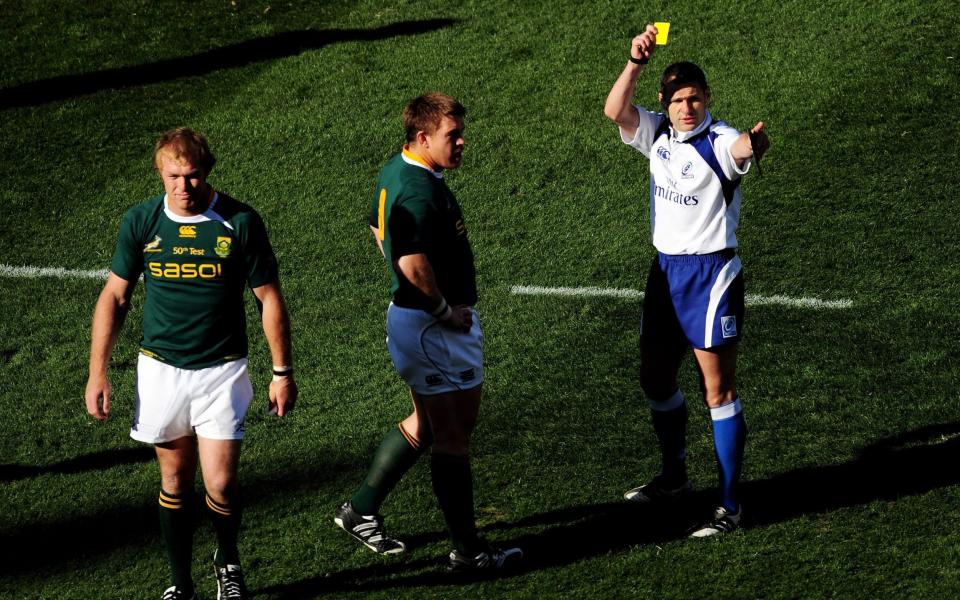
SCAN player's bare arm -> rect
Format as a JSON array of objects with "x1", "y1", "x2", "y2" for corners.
[
  {"x1": 604, "y1": 24, "x2": 658, "y2": 137},
  {"x1": 730, "y1": 122, "x2": 770, "y2": 168},
  {"x1": 85, "y1": 273, "x2": 136, "y2": 420},
  {"x1": 396, "y1": 253, "x2": 472, "y2": 332},
  {"x1": 369, "y1": 225, "x2": 385, "y2": 257},
  {"x1": 253, "y1": 281, "x2": 298, "y2": 417}
]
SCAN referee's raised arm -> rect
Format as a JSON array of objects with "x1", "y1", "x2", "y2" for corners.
[{"x1": 604, "y1": 24, "x2": 658, "y2": 138}]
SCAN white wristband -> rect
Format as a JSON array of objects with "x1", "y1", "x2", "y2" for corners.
[
  {"x1": 272, "y1": 365, "x2": 293, "y2": 381},
  {"x1": 431, "y1": 298, "x2": 451, "y2": 319}
]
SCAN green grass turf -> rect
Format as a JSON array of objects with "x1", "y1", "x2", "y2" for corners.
[{"x1": 2, "y1": 0, "x2": 960, "y2": 597}]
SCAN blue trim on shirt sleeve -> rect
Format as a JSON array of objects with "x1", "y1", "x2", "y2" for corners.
[
  {"x1": 654, "y1": 117, "x2": 671, "y2": 142},
  {"x1": 690, "y1": 130, "x2": 740, "y2": 206}
]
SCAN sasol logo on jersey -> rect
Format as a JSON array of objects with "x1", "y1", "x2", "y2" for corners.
[
  {"x1": 178, "y1": 225, "x2": 197, "y2": 238},
  {"x1": 147, "y1": 261, "x2": 223, "y2": 279}
]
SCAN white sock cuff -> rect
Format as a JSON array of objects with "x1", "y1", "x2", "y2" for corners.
[
  {"x1": 649, "y1": 389, "x2": 685, "y2": 412},
  {"x1": 710, "y1": 397, "x2": 743, "y2": 421}
]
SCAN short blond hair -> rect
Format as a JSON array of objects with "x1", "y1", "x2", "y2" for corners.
[
  {"x1": 153, "y1": 127, "x2": 216, "y2": 174},
  {"x1": 403, "y1": 93, "x2": 465, "y2": 142}
]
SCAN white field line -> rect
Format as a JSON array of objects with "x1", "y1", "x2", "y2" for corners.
[
  {"x1": 511, "y1": 285, "x2": 645, "y2": 299},
  {"x1": 511, "y1": 285, "x2": 853, "y2": 309},
  {"x1": 0, "y1": 266, "x2": 853, "y2": 310},
  {"x1": 0, "y1": 264, "x2": 110, "y2": 280}
]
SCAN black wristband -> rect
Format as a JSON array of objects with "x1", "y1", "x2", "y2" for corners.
[
  {"x1": 629, "y1": 56, "x2": 649, "y2": 65},
  {"x1": 272, "y1": 367, "x2": 294, "y2": 377}
]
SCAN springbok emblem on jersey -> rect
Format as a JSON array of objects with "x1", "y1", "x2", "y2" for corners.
[
  {"x1": 144, "y1": 235, "x2": 162, "y2": 253},
  {"x1": 215, "y1": 236, "x2": 232, "y2": 258}
]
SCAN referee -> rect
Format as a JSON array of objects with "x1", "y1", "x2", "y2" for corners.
[{"x1": 604, "y1": 25, "x2": 770, "y2": 536}]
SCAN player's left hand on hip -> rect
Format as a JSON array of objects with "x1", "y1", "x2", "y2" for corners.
[{"x1": 450, "y1": 306, "x2": 473, "y2": 332}]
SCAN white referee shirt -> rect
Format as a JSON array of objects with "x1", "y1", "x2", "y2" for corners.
[{"x1": 620, "y1": 107, "x2": 752, "y2": 255}]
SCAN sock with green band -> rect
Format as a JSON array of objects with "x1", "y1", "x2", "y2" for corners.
[
  {"x1": 351, "y1": 424, "x2": 430, "y2": 515},
  {"x1": 158, "y1": 489, "x2": 195, "y2": 593}
]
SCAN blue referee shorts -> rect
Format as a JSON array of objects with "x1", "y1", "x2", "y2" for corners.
[{"x1": 641, "y1": 250, "x2": 744, "y2": 350}]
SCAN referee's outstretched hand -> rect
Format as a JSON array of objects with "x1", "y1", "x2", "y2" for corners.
[
  {"x1": 631, "y1": 24, "x2": 658, "y2": 63},
  {"x1": 748, "y1": 122, "x2": 770, "y2": 160},
  {"x1": 732, "y1": 122, "x2": 771, "y2": 166}
]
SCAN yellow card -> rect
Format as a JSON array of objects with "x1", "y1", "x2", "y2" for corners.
[{"x1": 655, "y1": 22, "x2": 671, "y2": 45}]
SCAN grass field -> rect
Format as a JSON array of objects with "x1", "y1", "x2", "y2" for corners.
[{"x1": 2, "y1": 0, "x2": 959, "y2": 598}]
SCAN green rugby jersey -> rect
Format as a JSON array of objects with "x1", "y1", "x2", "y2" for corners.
[
  {"x1": 369, "y1": 148, "x2": 477, "y2": 310},
  {"x1": 110, "y1": 191, "x2": 278, "y2": 369}
]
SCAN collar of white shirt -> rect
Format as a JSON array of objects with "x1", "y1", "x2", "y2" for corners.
[{"x1": 671, "y1": 111, "x2": 713, "y2": 143}]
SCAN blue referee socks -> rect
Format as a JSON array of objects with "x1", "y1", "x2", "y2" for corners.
[
  {"x1": 710, "y1": 398, "x2": 747, "y2": 512},
  {"x1": 649, "y1": 389, "x2": 688, "y2": 484}
]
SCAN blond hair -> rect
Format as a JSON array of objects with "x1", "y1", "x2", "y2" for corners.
[{"x1": 153, "y1": 127, "x2": 216, "y2": 174}]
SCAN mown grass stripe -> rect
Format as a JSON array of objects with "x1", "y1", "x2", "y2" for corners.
[
  {"x1": 0, "y1": 264, "x2": 109, "y2": 280},
  {"x1": 511, "y1": 285, "x2": 853, "y2": 309}
]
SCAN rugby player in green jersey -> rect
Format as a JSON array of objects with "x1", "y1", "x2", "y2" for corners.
[
  {"x1": 85, "y1": 128, "x2": 297, "y2": 600},
  {"x1": 334, "y1": 93, "x2": 522, "y2": 572}
]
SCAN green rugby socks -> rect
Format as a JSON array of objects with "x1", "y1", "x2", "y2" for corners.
[
  {"x1": 351, "y1": 424, "x2": 430, "y2": 515},
  {"x1": 158, "y1": 489, "x2": 195, "y2": 593},
  {"x1": 206, "y1": 493, "x2": 242, "y2": 567},
  {"x1": 431, "y1": 452, "x2": 480, "y2": 554}
]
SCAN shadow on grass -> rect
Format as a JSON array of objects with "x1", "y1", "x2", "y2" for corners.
[
  {"x1": 745, "y1": 421, "x2": 960, "y2": 526},
  {"x1": 0, "y1": 455, "x2": 361, "y2": 577},
  {"x1": 0, "y1": 18, "x2": 457, "y2": 109},
  {"x1": 4, "y1": 423, "x2": 957, "y2": 585},
  {"x1": 257, "y1": 422, "x2": 960, "y2": 596},
  {"x1": 258, "y1": 499, "x2": 699, "y2": 598},
  {"x1": 0, "y1": 446, "x2": 154, "y2": 482}
]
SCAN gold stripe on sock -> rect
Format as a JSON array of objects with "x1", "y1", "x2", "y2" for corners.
[
  {"x1": 159, "y1": 491, "x2": 183, "y2": 509},
  {"x1": 398, "y1": 421, "x2": 420, "y2": 450},
  {"x1": 206, "y1": 495, "x2": 232, "y2": 516}
]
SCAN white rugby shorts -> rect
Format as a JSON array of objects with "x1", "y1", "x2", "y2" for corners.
[
  {"x1": 130, "y1": 354, "x2": 254, "y2": 444},
  {"x1": 386, "y1": 303, "x2": 484, "y2": 395}
]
